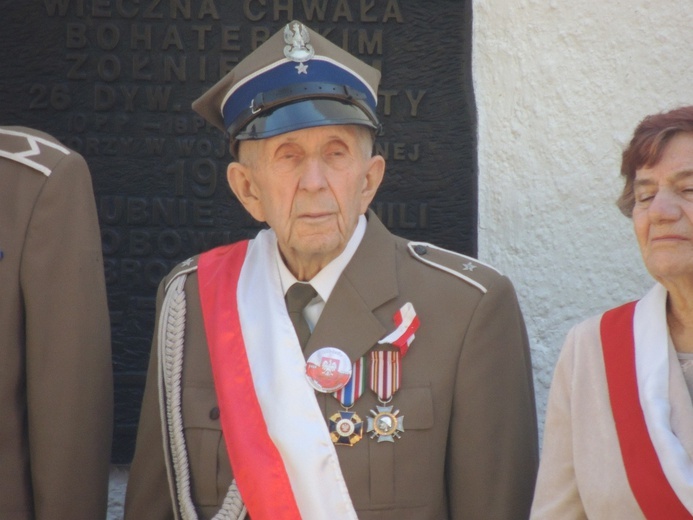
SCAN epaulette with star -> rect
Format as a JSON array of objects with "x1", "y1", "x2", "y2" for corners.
[
  {"x1": 407, "y1": 241, "x2": 501, "y2": 294},
  {"x1": 164, "y1": 255, "x2": 200, "y2": 291}
]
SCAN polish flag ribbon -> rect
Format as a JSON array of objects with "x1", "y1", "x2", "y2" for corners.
[{"x1": 377, "y1": 302, "x2": 419, "y2": 357}]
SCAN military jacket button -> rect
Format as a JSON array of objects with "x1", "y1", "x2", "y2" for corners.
[{"x1": 209, "y1": 406, "x2": 220, "y2": 420}]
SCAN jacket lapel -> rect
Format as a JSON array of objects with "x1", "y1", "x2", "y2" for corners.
[{"x1": 306, "y1": 212, "x2": 398, "y2": 363}]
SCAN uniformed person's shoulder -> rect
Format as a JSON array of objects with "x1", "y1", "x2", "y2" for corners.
[
  {"x1": 163, "y1": 255, "x2": 200, "y2": 291},
  {"x1": 403, "y1": 240, "x2": 503, "y2": 295},
  {"x1": 0, "y1": 126, "x2": 77, "y2": 177}
]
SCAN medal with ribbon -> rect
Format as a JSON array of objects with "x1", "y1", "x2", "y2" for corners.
[
  {"x1": 366, "y1": 303, "x2": 419, "y2": 442},
  {"x1": 306, "y1": 347, "x2": 364, "y2": 446},
  {"x1": 329, "y1": 356, "x2": 366, "y2": 446},
  {"x1": 367, "y1": 350, "x2": 404, "y2": 442}
]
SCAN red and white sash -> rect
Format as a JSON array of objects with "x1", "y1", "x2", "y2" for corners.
[
  {"x1": 601, "y1": 284, "x2": 693, "y2": 518},
  {"x1": 197, "y1": 230, "x2": 357, "y2": 520}
]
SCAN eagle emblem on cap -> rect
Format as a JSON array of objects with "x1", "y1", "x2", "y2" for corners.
[{"x1": 284, "y1": 21, "x2": 314, "y2": 63}]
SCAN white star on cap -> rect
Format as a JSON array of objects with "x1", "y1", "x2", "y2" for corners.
[
  {"x1": 182, "y1": 258, "x2": 194, "y2": 267},
  {"x1": 295, "y1": 62, "x2": 309, "y2": 74},
  {"x1": 462, "y1": 262, "x2": 476, "y2": 271}
]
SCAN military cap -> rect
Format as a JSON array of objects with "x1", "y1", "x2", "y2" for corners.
[{"x1": 192, "y1": 21, "x2": 381, "y2": 155}]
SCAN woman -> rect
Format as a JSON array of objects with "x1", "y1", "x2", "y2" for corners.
[{"x1": 531, "y1": 105, "x2": 693, "y2": 519}]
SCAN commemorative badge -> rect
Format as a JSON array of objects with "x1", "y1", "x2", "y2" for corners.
[{"x1": 305, "y1": 347, "x2": 352, "y2": 393}]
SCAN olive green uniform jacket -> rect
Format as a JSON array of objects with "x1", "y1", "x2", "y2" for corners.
[
  {"x1": 0, "y1": 127, "x2": 113, "y2": 519},
  {"x1": 125, "y1": 212, "x2": 538, "y2": 520}
]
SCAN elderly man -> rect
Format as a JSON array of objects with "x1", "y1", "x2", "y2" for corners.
[
  {"x1": 125, "y1": 21, "x2": 538, "y2": 520},
  {"x1": 0, "y1": 126, "x2": 113, "y2": 519}
]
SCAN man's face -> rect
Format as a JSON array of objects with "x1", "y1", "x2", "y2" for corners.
[{"x1": 228, "y1": 125, "x2": 385, "y2": 278}]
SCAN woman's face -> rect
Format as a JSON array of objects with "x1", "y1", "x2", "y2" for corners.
[{"x1": 633, "y1": 132, "x2": 693, "y2": 285}]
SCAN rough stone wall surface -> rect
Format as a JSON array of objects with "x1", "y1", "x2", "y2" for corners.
[{"x1": 473, "y1": 0, "x2": 693, "y2": 442}]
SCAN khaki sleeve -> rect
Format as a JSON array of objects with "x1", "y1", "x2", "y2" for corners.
[
  {"x1": 22, "y1": 150, "x2": 113, "y2": 520},
  {"x1": 447, "y1": 275, "x2": 539, "y2": 519}
]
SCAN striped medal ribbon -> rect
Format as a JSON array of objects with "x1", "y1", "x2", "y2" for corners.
[
  {"x1": 369, "y1": 350, "x2": 401, "y2": 401},
  {"x1": 334, "y1": 356, "x2": 366, "y2": 408}
]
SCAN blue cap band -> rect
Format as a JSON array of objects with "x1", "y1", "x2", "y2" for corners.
[{"x1": 221, "y1": 58, "x2": 377, "y2": 136}]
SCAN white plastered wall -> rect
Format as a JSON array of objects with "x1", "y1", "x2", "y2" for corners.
[{"x1": 473, "y1": 0, "x2": 693, "y2": 441}]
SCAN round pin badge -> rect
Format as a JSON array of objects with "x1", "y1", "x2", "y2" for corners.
[{"x1": 305, "y1": 347, "x2": 352, "y2": 393}]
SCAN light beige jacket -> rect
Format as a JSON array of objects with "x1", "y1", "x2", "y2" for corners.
[{"x1": 531, "y1": 311, "x2": 693, "y2": 519}]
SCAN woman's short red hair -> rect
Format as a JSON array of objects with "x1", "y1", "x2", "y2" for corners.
[{"x1": 618, "y1": 106, "x2": 693, "y2": 217}]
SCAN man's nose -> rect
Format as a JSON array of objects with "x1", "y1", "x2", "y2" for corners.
[{"x1": 298, "y1": 156, "x2": 329, "y2": 191}]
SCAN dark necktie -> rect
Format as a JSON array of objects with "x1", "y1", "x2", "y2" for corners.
[{"x1": 285, "y1": 282, "x2": 317, "y2": 350}]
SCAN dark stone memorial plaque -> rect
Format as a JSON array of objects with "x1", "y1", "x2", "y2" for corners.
[{"x1": 0, "y1": 0, "x2": 476, "y2": 463}]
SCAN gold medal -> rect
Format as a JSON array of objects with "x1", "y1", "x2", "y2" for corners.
[{"x1": 329, "y1": 410, "x2": 363, "y2": 446}]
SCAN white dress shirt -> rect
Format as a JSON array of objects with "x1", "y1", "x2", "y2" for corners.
[{"x1": 276, "y1": 214, "x2": 367, "y2": 332}]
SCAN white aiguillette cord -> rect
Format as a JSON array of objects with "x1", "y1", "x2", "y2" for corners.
[{"x1": 158, "y1": 273, "x2": 247, "y2": 520}]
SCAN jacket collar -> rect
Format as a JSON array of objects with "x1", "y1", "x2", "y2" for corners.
[{"x1": 305, "y1": 210, "x2": 398, "y2": 362}]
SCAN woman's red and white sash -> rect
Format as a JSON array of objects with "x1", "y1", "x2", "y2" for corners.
[
  {"x1": 197, "y1": 230, "x2": 357, "y2": 520},
  {"x1": 601, "y1": 283, "x2": 693, "y2": 518}
]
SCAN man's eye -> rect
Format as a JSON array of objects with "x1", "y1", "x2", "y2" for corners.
[{"x1": 326, "y1": 147, "x2": 350, "y2": 159}]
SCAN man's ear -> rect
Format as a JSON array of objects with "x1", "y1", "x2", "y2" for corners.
[
  {"x1": 360, "y1": 154, "x2": 386, "y2": 213},
  {"x1": 227, "y1": 162, "x2": 266, "y2": 222}
]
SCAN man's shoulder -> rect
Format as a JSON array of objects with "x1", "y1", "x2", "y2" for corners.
[
  {"x1": 363, "y1": 214, "x2": 505, "y2": 295},
  {"x1": 0, "y1": 126, "x2": 77, "y2": 176},
  {"x1": 395, "y1": 238, "x2": 504, "y2": 295},
  {"x1": 162, "y1": 255, "x2": 201, "y2": 291},
  {"x1": 161, "y1": 240, "x2": 252, "y2": 291}
]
